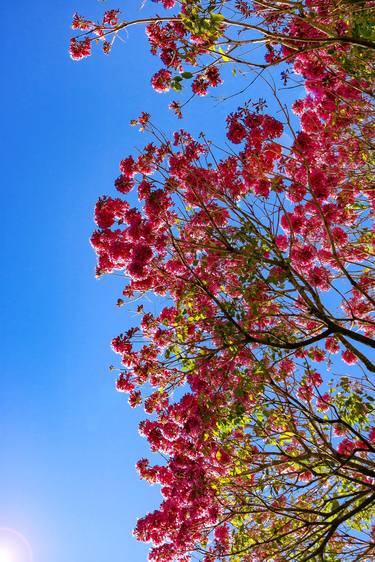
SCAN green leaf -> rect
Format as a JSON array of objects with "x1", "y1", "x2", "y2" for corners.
[
  {"x1": 211, "y1": 13, "x2": 225, "y2": 23},
  {"x1": 218, "y1": 46, "x2": 229, "y2": 62}
]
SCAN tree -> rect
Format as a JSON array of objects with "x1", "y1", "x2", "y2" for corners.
[
  {"x1": 71, "y1": 1, "x2": 374, "y2": 561},
  {"x1": 69, "y1": 0, "x2": 374, "y2": 101}
]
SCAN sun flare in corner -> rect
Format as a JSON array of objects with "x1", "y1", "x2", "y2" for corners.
[
  {"x1": 0, "y1": 547, "x2": 13, "y2": 562},
  {"x1": 0, "y1": 528, "x2": 33, "y2": 562}
]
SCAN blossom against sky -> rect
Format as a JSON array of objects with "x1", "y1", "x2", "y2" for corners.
[{"x1": 0, "y1": 1, "x2": 301, "y2": 561}]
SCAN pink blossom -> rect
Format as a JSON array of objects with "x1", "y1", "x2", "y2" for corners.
[
  {"x1": 275, "y1": 235, "x2": 289, "y2": 251},
  {"x1": 342, "y1": 349, "x2": 358, "y2": 365},
  {"x1": 317, "y1": 393, "x2": 331, "y2": 411},
  {"x1": 69, "y1": 37, "x2": 91, "y2": 60},
  {"x1": 151, "y1": 69, "x2": 172, "y2": 93},
  {"x1": 325, "y1": 337, "x2": 340, "y2": 354}
]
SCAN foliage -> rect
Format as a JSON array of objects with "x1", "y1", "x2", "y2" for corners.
[
  {"x1": 70, "y1": 0, "x2": 374, "y2": 103},
  {"x1": 71, "y1": 1, "x2": 374, "y2": 561}
]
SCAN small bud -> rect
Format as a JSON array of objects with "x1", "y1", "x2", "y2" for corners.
[{"x1": 103, "y1": 41, "x2": 112, "y2": 55}]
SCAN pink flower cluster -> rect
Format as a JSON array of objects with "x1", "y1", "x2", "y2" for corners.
[{"x1": 81, "y1": 2, "x2": 375, "y2": 559}]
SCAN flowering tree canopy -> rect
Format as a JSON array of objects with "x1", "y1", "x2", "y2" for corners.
[
  {"x1": 71, "y1": 1, "x2": 374, "y2": 561},
  {"x1": 70, "y1": 0, "x2": 374, "y2": 101}
]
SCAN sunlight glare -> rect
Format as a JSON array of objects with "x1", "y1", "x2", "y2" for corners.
[{"x1": 0, "y1": 548, "x2": 12, "y2": 562}]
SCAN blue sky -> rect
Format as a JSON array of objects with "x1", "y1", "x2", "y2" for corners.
[{"x1": 0, "y1": 2, "x2": 301, "y2": 561}]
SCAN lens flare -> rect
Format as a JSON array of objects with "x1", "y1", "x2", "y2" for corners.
[
  {"x1": 0, "y1": 548, "x2": 12, "y2": 562},
  {"x1": 0, "y1": 529, "x2": 33, "y2": 562}
]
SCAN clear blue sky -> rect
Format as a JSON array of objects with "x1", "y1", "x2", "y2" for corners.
[{"x1": 0, "y1": 2, "x2": 300, "y2": 561}]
